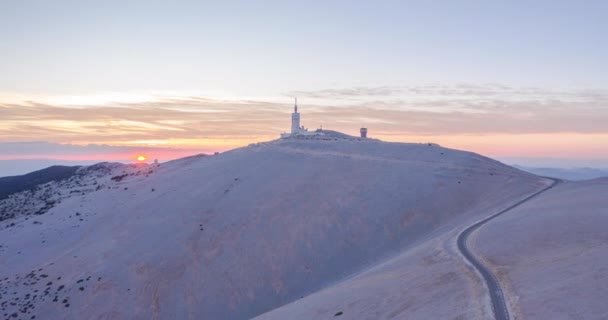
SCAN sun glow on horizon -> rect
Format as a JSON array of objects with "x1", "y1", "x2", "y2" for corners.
[{"x1": 136, "y1": 155, "x2": 147, "y2": 162}]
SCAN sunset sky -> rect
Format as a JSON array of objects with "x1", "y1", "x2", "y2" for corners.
[{"x1": 1, "y1": 1, "x2": 607, "y2": 174}]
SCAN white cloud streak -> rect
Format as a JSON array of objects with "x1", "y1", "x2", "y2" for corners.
[{"x1": 0, "y1": 84, "x2": 607, "y2": 147}]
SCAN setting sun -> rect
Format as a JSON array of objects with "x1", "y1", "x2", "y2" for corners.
[{"x1": 136, "y1": 155, "x2": 147, "y2": 162}]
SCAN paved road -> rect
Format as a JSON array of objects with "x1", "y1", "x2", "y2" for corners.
[{"x1": 457, "y1": 178, "x2": 561, "y2": 320}]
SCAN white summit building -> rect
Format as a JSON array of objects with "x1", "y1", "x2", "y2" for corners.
[{"x1": 280, "y1": 98, "x2": 323, "y2": 138}]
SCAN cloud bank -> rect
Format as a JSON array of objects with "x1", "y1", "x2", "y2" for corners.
[{"x1": 1, "y1": 84, "x2": 607, "y2": 162}]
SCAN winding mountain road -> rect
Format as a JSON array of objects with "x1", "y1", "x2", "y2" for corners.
[{"x1": 457, "y1": 178, "x2": 561, "y2": 320}]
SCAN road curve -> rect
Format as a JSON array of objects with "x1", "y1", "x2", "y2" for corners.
[{"x1": 457, "y1": 178, "x2": 561, "y2": 320}]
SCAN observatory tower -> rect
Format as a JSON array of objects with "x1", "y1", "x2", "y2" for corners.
[
  {"x1": 291, "y1": 97, "x2": 301, "y2": 134},
  {"x1": 280, "y1": 98, "x2": 322, "y2": 138}
]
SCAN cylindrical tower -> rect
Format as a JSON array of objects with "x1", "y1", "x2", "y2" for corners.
[{"x1": 360, "y1": 128, "x2": 368, "y2": 138}]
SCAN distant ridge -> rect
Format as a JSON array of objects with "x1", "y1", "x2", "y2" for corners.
[
  {"x1": 514, "y1": 165, "x2": 608, "y2": 181},
  {"x1": 0, "y1": 165, "x2": 81, "y2": 200}
]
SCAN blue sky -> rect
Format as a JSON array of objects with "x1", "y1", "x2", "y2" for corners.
[{"x1": 2, "y1": 0, "x2": 606, "y2": 95}]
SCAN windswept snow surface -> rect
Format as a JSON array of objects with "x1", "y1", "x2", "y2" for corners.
[
  {"x1": 0, "y1": 134, "x2": 547, "y2": 319},
  {"x1": 474, "y1": 178, "x2": 608, "y2": 320}
]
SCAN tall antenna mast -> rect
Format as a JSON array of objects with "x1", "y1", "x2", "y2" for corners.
[{"x1": 294, "y1": 97, "x2": 298, "y2": 113}]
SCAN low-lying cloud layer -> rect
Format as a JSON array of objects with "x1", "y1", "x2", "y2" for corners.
[{"x1": 0, "y1": 142, "x2": 201, "y2": 160}]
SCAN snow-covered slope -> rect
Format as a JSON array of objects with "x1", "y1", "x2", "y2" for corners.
[
  {"x1": 0, "y1": 162, "x2": 153, "y2": 222},
  {"x1": 0, "y1": 133, "x2": 548, "y2": 319},
  {"x1": 473, "y1": 178, "x2": 608, "y2": 319}
]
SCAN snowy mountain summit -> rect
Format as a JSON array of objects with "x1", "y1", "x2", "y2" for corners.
[{"x1": 1, "y1": 134, "x2": 605, "y2": 320}]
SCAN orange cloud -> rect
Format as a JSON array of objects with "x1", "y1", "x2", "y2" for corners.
[{"x1": 1, "y1": 86, "x2": 607, "y2": 162}]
